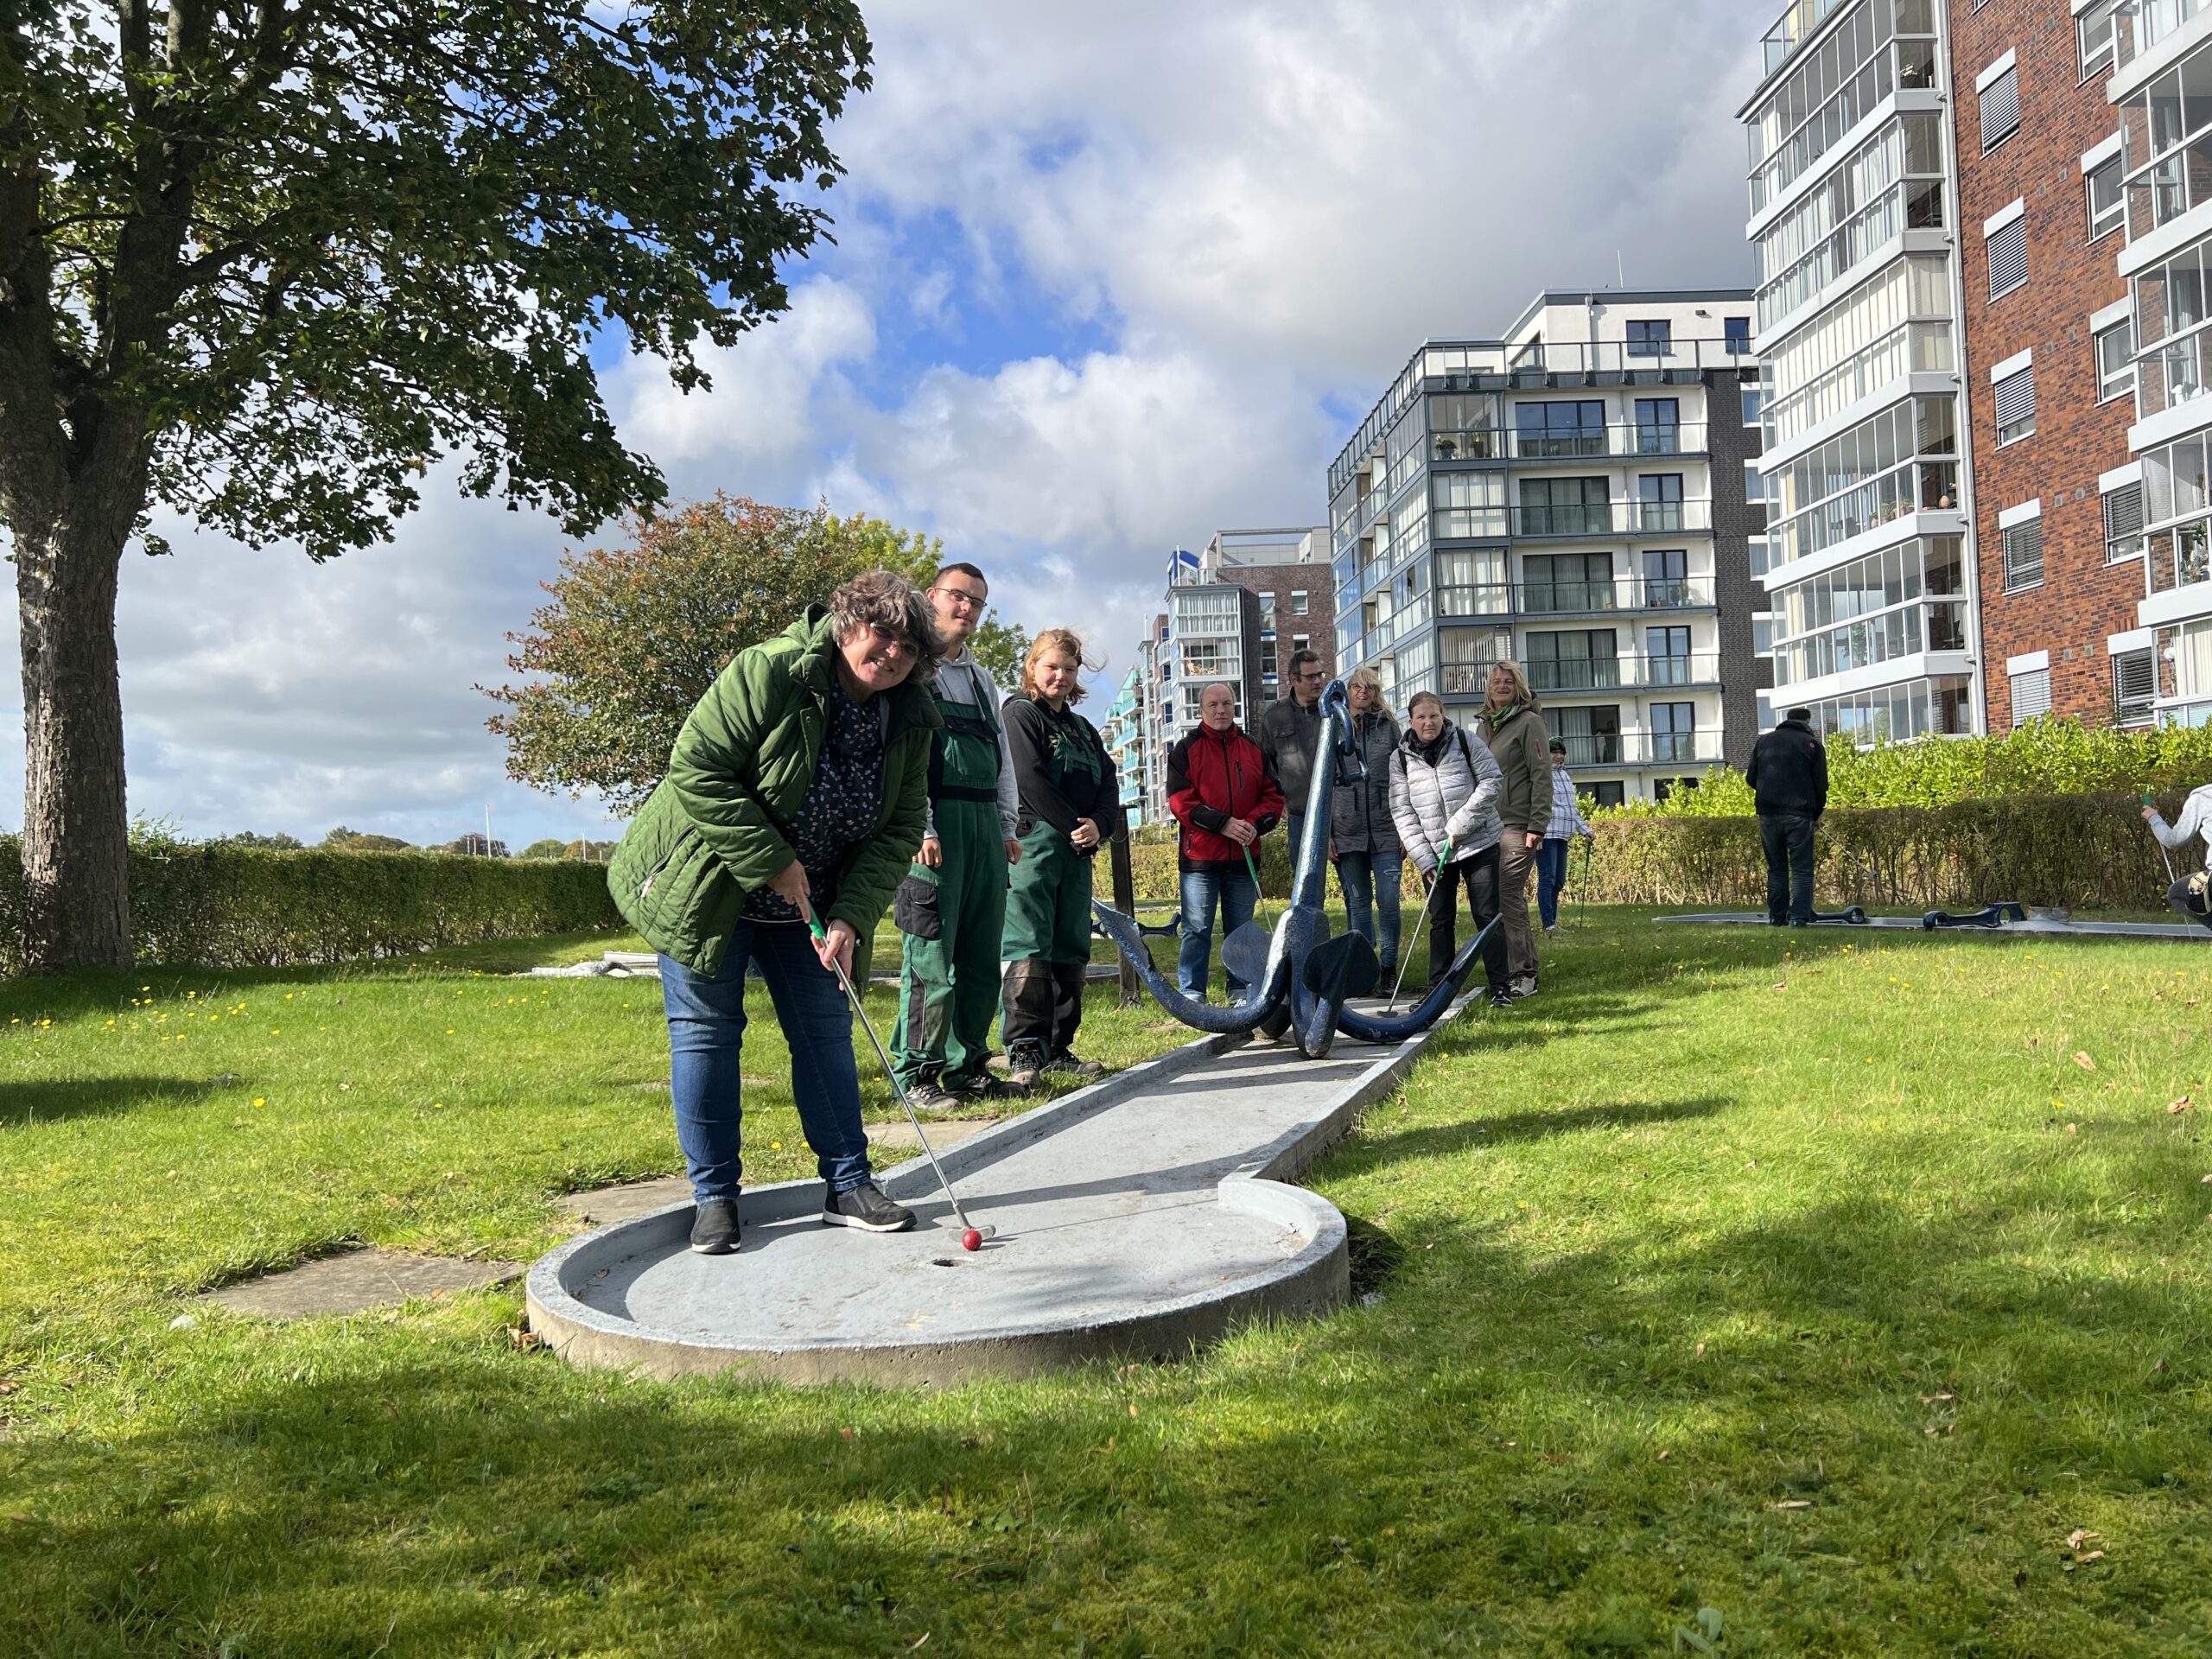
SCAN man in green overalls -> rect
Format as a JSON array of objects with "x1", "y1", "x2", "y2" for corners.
[
  {"x1": 890, "y1": 563, "x2": 1022, "y2": 1109},
  {"x1": 1001, "y1": 630, "x2": 1122, "y2": 1090}
]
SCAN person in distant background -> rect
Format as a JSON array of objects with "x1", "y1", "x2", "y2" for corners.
[
  {"x1": 1329, "y1": 665, "x2": 1404, "y2": 977},
  {"x1": 2144, "y1": 780, "x2": 2212, "y2": 927},
  {"x1": 1536, "y1": 736, "x2": 1593, "y2": 935},
  {"x1": 1745, "y1": 706, "x2": 1829, "y2": 927}
]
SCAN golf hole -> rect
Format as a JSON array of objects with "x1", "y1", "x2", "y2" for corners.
[{"x1": 930, "y1": 1258, "x2": 961, "y2": 1268}]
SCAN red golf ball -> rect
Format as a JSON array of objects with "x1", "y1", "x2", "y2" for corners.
[{"x1": 961, "y1": 1229, "x2": 983, "y2": 1252}]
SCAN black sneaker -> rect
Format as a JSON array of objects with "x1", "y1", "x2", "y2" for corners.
[
  {"x1": 1488, "y1": 988, "x2": 1515, "y2": 1010},
  {"x1": 690, "y1": 1197, "x2": 741, "y2": 1255},
  {"x1": 902, "y1": 1074, "x2": 963, "y2": 1111},
  {"x1": 944, "y1": 1070, "x2": 1014, "y2": 1101},
  {"x1": 1004, "y1": 1039, "x2": 1048, "y2": 1091},
  {"x1": 1041, "y1": 1052, "x2": 1105, "y2": 1078},
  {"x1": 822, "y1": 1182, "x2": 915, "y2": 1232}
]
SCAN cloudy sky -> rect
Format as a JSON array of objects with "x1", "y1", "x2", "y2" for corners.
[{"x1": 3, "y1": 0, "x2": 1763, "y2": 849}]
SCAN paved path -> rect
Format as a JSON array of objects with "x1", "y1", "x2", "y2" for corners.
[{"x1": 528, "y1": 1001, "x2": 1469, "y2": 1385}]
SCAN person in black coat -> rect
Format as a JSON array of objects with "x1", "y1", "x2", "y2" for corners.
[{"x1": 1745, "y1": 707, "x2": 1829, "y2": 926}]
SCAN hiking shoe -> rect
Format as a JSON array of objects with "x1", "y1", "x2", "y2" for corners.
[
  {"x1": 1041, "y1": 1052, "x2": 1105, "y2": 1078},
  {"x1": 1004, "y1": 1039, "x2": 1048, "y2": 1091},
  {"x1": 1488, "y1": 989, "x2": 1515, "y2": 1010},
  {"x1": 690, "y1": 1197, "x2": 741, "y2": 1255},
  {"x1": 901, "y1": 1074, "x2": 963, "y2": 1111},
  {"x1": 944, "y1": 1070, "x2": 1016, "y2": 1101},
  {"x1": 821, "y1": 1182, "x2": 915, "y2": 1233},
  {"x1": 1508, "y1": 975, "x2": 1539, "y2": 1000}
]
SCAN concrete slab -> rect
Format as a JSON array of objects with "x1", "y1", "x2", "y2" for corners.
[
  {"x1": 202, "y1": 1248, "x2": 524, "y2": 1319},
  {"x1": 554, "y1": 1122, "x2": 999, "y2": 1225},
  {"x1": 527, "y1": 996, "x2": 1476, "y2": 1386}
]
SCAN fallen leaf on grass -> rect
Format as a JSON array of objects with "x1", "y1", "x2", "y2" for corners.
[
  {"x1": 2066, "y1": 1529, "x2": 2098, "y2": 1549},
  {"x1": 505, "y1": 1325, "x2": 545, "y2": 1352},
  {"x1": 2073, "y1": 1052, "x2": 2097, "y2": 1071},
  {"x1": 1773, "y1": 1499, "x2": 1812, "y2": 1510},
  {"x1": 2170, "y1": 1096, "x2": 2195, "y2": 1114},
  {"x1": 2077, "y1": 1549, "x2": 2107, "y2": 1563}
]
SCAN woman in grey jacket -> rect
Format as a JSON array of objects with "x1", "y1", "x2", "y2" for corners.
[
  {"x1": 1329, "y1": 667, "x2": 1404, "y2": 975},
  {"x1": 1387, "y1": 690, "x2": 1511, "y2": 1008}
]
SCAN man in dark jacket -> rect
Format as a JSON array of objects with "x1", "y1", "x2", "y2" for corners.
[
  {"x1": 1745, "y1": 707, "x2": 1829, "y2": 926},
  {"x1": 1256, "y1": 649, "x2": 1326, "y2": 868},
  {"x1": 1167, "y1": 683, "x2": 1285, "y2": 1001}
]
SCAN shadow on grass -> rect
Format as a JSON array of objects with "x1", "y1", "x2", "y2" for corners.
[
  {"x1": 0, "y1": 1075, "x2": 220, "y2": 1127},
  {"x1": 1342, "y1": 1095, "x2": 1730, "y2": 1174}
]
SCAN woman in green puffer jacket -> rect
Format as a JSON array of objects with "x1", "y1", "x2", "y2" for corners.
[{"x1": 607, "y1": 571, "x2": 944, "y2": 1256}]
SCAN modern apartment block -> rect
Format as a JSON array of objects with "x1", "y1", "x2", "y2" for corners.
[
  {"x1": 1198, "y1": 526, "x2": 1337, "y2": 705},
  {"x1": 1325, "y1": 291, "x2": 1764, "y2": 804},
  {"x1": 1740, "y1": 0, "x2": 1981, "y2": 747},
  {"x1": 1097, "y1": 663, "x2": 1152, "y2": 829}
]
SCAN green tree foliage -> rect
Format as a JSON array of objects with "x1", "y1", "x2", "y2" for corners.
[
  {"x1": 517, "y1": 839, "x2": 570, "y2": 861},
  {"x1": 485, "y1": 494, "x2": 1029, "y2": 810},
  {"x1": 2, "y1": 2, "x2": 872, "y2": 969},
  {"x1": 1602, "y1": 715, "x2": 2212, "y2": 818},
  {"x1": 320, "y1": 827, "x2": 413, "y2": 854},
  {"x1": 563, "y1": 839, "x2": 618, "y2": 861}
]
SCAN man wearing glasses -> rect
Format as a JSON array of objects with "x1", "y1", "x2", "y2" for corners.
[
  {"x1": 890, "y1": 563, "x2": 1024, "y2": 1108},
  {"x1": 1257, "y1": 648, "x2": 1329, "y2": 868}
]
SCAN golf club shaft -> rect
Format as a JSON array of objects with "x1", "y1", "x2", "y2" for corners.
[
  {"x1": 1386, "y1": 836, "x2": 1450, "y2": 1012},
  {"x1": 1243, "y1": 843, "x2": 1270, "y2": 931},
  {"x1": 804, "y1": 904, "x2": 980, "y2": 1234}
]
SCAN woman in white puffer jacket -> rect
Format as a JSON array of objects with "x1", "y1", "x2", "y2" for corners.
[{"x1": 1388, "y1": 690, "x2": 1511, "y2": 1007}]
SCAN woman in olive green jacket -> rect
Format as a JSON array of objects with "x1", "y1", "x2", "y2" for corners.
[
  {"x1": 608, "y1": 572, "x2": 944, "y2": 1255},
  {"x1": 1476, "y1": 658, "x2": 1553, "y2": 1000}
]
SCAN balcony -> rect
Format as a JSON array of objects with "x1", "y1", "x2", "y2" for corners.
[
  {"x1": 1503, "y1": 421, "x2": 1708, "y2": 463},
  {"x1": 1552, "y1": 729, "x2": 1725, "y2": 770},
  {"x1": 1759, "y1": 0, "x2": 1850, "y2": 74},
  {"x1": 1491, "y1": 340, "x2": 1754, "y2": 385},
  {"x1": 2135, "y1": 326, "x2": 2212, "y2": 428},
  {"x1": 1435, "y1": 582, "x2": 1514, "y2": 619},
  {"x1": 1525, "y1": 651, "x2": 1722, "y2": 693},
  {"x1": 1510, "y1": 500, "x2": 1714, "y2": 539},
  {"x1": 1765, "y1": 321, "x2": 1955, "y2": 449},
  {"x1": 2147, "y1": 518, "x2": 2212, "y2": 600},
  {"x1": 2115, "y1": 0, "x2": 2212, "y2": 72},
  {"x1": 1514, "y1": 575, "x2": 1718, "y2": 616}
]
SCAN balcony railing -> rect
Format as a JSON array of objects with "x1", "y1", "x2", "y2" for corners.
[
  {"x1": 1514, "y1": 575, "x2": 1718, "y2": 615},
  {"x1": 1436, "y1": 582, "x2": 1513, "y2": 618},
  {"x1": 1524, "y1": 651, "x2": 1722, "y2": 692},
  {"x1": 1503, "y1": 421, "x2": 1708, "y2": 461},
  {"x1": 1759, "y1": 0, "x2": 1851, "y2": 74},
  {"x1": 2147, "y1": 518, "x2": 2212, "y2": 596},
  {"x1": 1550, "y1": 729, "x2": 1725, "y2": 769},
  {"x1": 1510, "y1": 499, "x2": 1713, "y2": 538},
  {"x1": 2135, "y1": 325, "x2": 2212, "y2": 423},
  {"x1": 1773, "y1": 461, "x2": 1958, "y2": 568},
  {"x1": 1766, "y1": 320, "x2": 1954, "y2": 448}
]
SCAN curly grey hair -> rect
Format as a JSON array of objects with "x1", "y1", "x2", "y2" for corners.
[{"x1": 830, "y1": 569, "x2": 942, "y2": 683}]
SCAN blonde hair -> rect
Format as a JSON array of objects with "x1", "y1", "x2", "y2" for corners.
[
  {"x1": 1483, "y1": 658, "x2": 1534, "y2": 711},
  {"x1": 1345, "y1": 664, "x2": 1394, "y2": 721},
  {"x1": 1020, "y1": 627, "x2": 1099, "y2": 703}
]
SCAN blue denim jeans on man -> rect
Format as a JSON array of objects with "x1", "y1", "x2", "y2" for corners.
[
  {"x1": 658, "y1": 918, "x2": 875, "y2": 1203},
  {"x1": 1759, "y1": 811, "x2": 1818, "y2": 925},
  {"x1": 1535, "y1": 836, "x2": 1572, "y2": 928},
  {"x1": 1333, "y1": 849, "x2": 1404, "y2": 969},
  {"x1": 1178, "y1": 866, "x2": 1259, "y2": 1000}
]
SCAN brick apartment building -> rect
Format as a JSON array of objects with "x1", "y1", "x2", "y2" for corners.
[
  {"x1": 1200, "y1": 527, "x2": 1338, "y2": 704},
  {"x1": 1954, "y1": 0, "x2": 2146, "y2": 731}
]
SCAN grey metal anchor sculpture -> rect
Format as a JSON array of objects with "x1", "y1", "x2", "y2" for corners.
[{"x1": 1092, "y1": 679, "x2": 1499, "y2": 1058}]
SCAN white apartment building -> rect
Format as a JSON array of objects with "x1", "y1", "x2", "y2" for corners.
[{"x1": 1740, "y1": 0, "x2": 1983, "y2": 743}]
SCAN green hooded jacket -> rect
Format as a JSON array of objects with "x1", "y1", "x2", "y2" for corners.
[{"x1": 607, "y1": 607, "x2": 942, "y2": 978}]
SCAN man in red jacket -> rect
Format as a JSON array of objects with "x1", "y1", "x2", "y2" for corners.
[{"x1": 1166, "y1": 682, "x2": 1284, "y2": 1001}]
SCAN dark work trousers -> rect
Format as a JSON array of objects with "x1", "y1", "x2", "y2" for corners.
[
  {"x1": 1759, "y1": 811, "x2": 1818, "y2": 924},
  {"x1": 1428, "y1": 844, "x2": 1510, "y2": 995}
]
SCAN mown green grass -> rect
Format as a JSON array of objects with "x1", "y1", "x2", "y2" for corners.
[{"x1": 3, "y1": 913, "x2": 2209, "y2": 1656}]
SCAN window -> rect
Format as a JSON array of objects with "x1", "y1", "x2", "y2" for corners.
[
  {"x1": 1627, "y1": 319, "x2": 1671, "y2": 357},
  {"x1": 1291, "y1": 634, "x2": 1310, "y2": 654},
  {"x1": 2089, "y1": 321, "x2": 2133, "y2": 407},
  {"x1": 1633, "y1": 397, "x2": 1680, "y2": 454},
  {"x1": 1752, "y1": 613, "x2": 1777, "y2": 656},
  {"x1": 1986, "y1": 214, "x2": 2027, "y2": 300},
  {"x1": 1517, "y1": 477, "x2": 1611, "y2": 537},
  {"x1": 1980, "y1": 62, "x2": 2018, "y2": 152},
  {"x1": 1432, "y1": 470, "x2": 1506, "y2": 538},
  {"x1": 1637, "y1": 474, "x2": 1685, "y2": 532},
  {"x1": 1749, "y1": 535, "x2": 1771, "y2": 578},
  {"x1": 2114, "y1": 646, "x2": 2157, "y2": 722},
  {"x1": 2010, "y1": 666, "x2": 2052, "y2": 722},
  {"x1": 1994, "y1": 365, "x2": 2036, "y2": 445},
  {"x1": 1725, "y1": 316, "x2": 1752, "y2": 355},
  {"x1": 2105, "y1": 480, "x2": 2145, "y2": 562},
  {"x1": 2002, "y1": 515, "x2": 2044, "y2": 592},
  {"x1": 1291, "y1": 591, "x2": 1309, "y2": 615},
  {"x1": 1586, "y1": 781, "x2": 1626, "y2": 809},
  {"x1": 1260, "y1": 592, "x2": 1277, "y2": 620},
  {"x1": 1646, "y1": 625, "x2": 1694, "y2": 685},
  {"x1": 2080, "y1": 1, "x2": 2118, "y2": 79},
  {"x1": 1744, "y1": 458, "x2": 1767, "y2": 505},
  {"x1": 1550, "y1": 704, "x2": 1623, "y2": 766},
  {"x1": 1524, "y1": 629, "x2": 1621, "y2": 693},
  {"x1": 1522, "y1": 551, "x2": 1615, "y2": 613},
  {"x1": 1429, "y1": 392, "x2": 1502, "y2": 461},
  {"x1": 2086, "y1": 154, "x2": 2124, "y2": 240},
  {"x1": 1514, "y1": 399, "x2": 1605, "y2": 457},
  {"x1": 1742, "y1": 386, "x2": 1764, "y2": 427},
  {"x1": 1650, "y1": 702, "x2": 1697, "y2": 763}
]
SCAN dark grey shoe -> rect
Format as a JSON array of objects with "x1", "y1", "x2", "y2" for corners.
[
  {"x1": 902, "y1": 1074, "x2": 963, "y2": 1111},
  {"x1": 690, "y1": 1197, "x2": 741, "y2": 1255},
  {"x1": 1488, "y1": 988, "x2": 1515, "y2": 1010},
  {"x1": 822, "y1": 1182, "x2": 915, "y2": 1233},
  {"x1": 1004, "y1": 1039, "x2": 1048, "y2": 1091},
  {"x1": 1041, "y1": 1052, "x2": 1105, "y2": 1078}
]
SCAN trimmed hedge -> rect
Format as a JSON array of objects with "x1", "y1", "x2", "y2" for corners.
[
  {"x1": 1580, "y1": 791, "x2": 2189, "y2": 912},
  {"x1": 0, "y1": 839, "x2": 622, "y2": 974}
]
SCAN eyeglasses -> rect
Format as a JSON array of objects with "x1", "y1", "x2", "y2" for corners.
[
  {"x1": 930, "y1": 586, "x2": 986, "y2": 612},
  {"x1": 865, "y1": 624, "x2": 919, "y2": 658}
]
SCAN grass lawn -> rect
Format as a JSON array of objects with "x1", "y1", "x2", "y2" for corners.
[{"x1": 3, "y1": 911, "x2": 2209, "y2": 1655}]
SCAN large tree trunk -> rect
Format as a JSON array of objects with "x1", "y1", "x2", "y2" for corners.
[{"x1": 16, "y1": 504, "x2": 133, "y2": 970}]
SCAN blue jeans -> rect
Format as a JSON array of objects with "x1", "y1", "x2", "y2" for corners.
[
  {"x1": 1759, "y1": 812, "x2": 1818, "y2": 925},
  {"x1": 658, "y1": 920, "x2": 874, "y2": 1203},
  {"x1": 1535, "y1": 837, "x2": 1572, "y2": 928},
  {"x1": 1334, "y1": 849, "x2": 1404, "y2": 968},
  {"x1": 1178, "y1": 866, "x2": 1259, "y2": 1000}
]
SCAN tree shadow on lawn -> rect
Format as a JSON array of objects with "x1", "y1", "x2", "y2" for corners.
[
  {"x1": 0, "y1": 1075, "x2": 219, "y2": 1128},
  {"x1": 1337, "y1": 1095, "x2": 1730, "y2": 1175},
  {"x1": 8, "y1": 1185, "x2": 2209, "y2": 1655}
]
